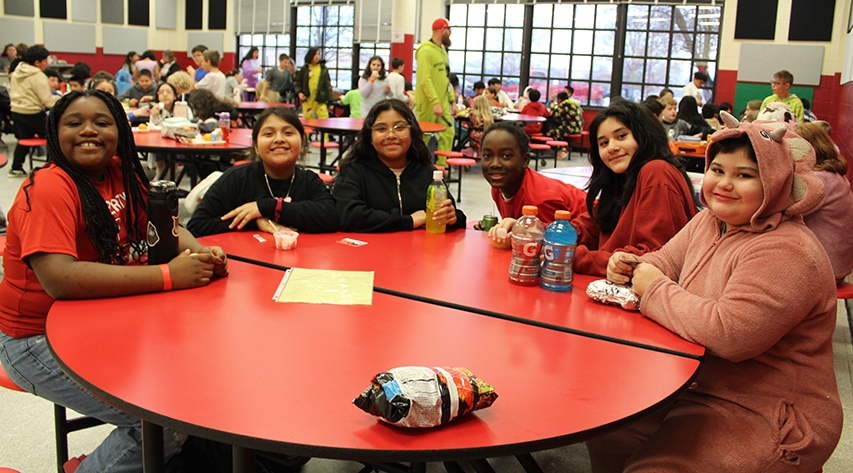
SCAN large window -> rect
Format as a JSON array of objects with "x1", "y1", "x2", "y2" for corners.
[
  {"x1": 448, "y1": 3, "x2": 525, "y2": 101},
  {"x1": 295, "y1": 4, "x2": 355, "y2": 89},
  {"x1": 447, "y1": 1, "x2": 721, "y2": 107},
  {"x1": 622, "y1": 4, "x2": 721, "y2": 103},
  {"x1": 237, "y1": 3, "x2": 355, "y2": 90},
  {"x1": 236, "y1": 2, "x2": 723, "y2": 107},
  {"x1": 529, "y1": 2, "x2": 617, "y2": 106}
]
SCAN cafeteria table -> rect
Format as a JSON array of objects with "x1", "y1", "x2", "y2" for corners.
[
  {"x1": 235, "y1": 101, "x2": 295, "y2": 128},
  {"x1": 300, "y1": 118, "x2": 446, "y2": 173},
  {"x1": 132, "y1": 128, "x2": 253, "y2": 187},
  {"x1": 47, "y1": 258, "x2": 702, "y2": 473},
  {"x1": 199, "y1": 230, "x2": 704, "y2": 357}
]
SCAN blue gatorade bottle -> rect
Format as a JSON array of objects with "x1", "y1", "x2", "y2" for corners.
[{"x1": 540, "y1": 210, "x2": 577, "y2": 292}]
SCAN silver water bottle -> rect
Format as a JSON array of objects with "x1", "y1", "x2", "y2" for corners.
[{"x1": 147, "y1": 180, "x2": 180, "y2": 265}]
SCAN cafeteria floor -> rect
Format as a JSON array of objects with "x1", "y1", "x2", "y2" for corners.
[{"x1": 0, "y1": 135, "x2": 851, "y2": 472}]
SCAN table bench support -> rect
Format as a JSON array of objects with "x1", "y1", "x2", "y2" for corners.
[
  {"x1": 233, "y1": 445, "x2": 257, "y2": 473},
  {"x1": 142, "y1": 420, "x2": 164, "y2": 473}
]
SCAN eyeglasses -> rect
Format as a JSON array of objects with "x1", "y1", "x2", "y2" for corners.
[
  {"x1": 371, "y1": 123, "x2": 411, "y2": 136},
  {"x1": 770, "y1": 81, "x2": 783, "y2": 86}
]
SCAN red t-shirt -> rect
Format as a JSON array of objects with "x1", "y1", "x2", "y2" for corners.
[
  {"x1": 491, "y1": 168, "x2": 587, "y2": 225},
  {"x1": 0, "y1": 158, "x2": 145, "y2": 337}
]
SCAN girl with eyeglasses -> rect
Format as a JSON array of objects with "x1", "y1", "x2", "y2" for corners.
[{"x1": 333, "y1": 99, "x2": 466, "y2": 232}]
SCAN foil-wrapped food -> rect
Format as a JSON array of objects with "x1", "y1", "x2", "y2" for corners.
[
  {"x1": 586, "y1": 279, "x2": 641, "y2": 311},
  {"x1": 353, "y1": 366, "x2": 498, "y2": 428}
]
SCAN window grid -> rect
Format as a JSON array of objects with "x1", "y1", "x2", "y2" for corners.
[
  {"x1": 448, "y1": 4, "x2": 526, "y2": 102},
  {"x1": 528, "y1": 3, "x2": 617, "y2": 107},
  {"x1": 236, "y1": 2, "x2": 723, "y2": 108},
  {"x1": 622, "y1": 4, "x2": 721, "y2": 103}
]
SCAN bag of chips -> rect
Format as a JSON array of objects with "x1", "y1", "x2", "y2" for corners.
[
  {"x1": 586, "y1": 279, "x2": 641, "y2": 311},
  {"x1": 353, "y1": 366, "x2": 498, "y2": 428}
]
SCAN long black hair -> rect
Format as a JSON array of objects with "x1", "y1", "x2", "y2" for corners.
[
  {"x1": 361, "y1": 56, "x2": 387, "y2": 81},
  {"x1": 304, "y1": 47, "x2": 321, "y2": 66},
  {"x1": 240, "y1": 47, "x2": 259, "y2": 65},
  {"x1": 26, "y1": 90, "x2": 149, "y2": 265},
  {"x1": 676, "y1": 96, "x2": 705, "y2": 128},
  {"x1": 340, "y1": 99, "x2": 431, "y2": 170},
  {"x1": 587, "y1": 101, "x2": 694, "y2": 233}
]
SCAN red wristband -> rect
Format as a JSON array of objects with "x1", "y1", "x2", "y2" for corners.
[{"x1": 159, "y1": 264, "x2": 172, "y2": 291}]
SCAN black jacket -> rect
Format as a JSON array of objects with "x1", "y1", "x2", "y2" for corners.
[
  {"x1": 294, "y1": 61, "x2": 333, "y2": 103},
  {"x1": 332, "y1": 154, "x2": 466, "y2": 233},
  {"x1": 187, "y1": 161, "x2": 338, "y2": 237}
]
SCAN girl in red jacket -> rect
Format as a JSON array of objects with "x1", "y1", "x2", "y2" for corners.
[{"x1": 572, "y1": 101, "x2": 697, "y2": 276}]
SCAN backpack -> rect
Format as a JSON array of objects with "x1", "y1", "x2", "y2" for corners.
[{"x1": 165, "y1": 436, "x2": 310, "y2": 473}]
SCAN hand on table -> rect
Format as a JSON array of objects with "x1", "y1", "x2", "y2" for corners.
[
  {"x1": 431, "y1": 200, "x2": 458, "y2": 226},
  {"x1": 488, "y1": 218, "x2": 516, "y2": 240},
  {"x1": 606, "y1": 252, "x2": 664, "y2": 297},
  {"x1": 139, "y1": 95, "x2": 154, "y2": 104},
  {"x1": 222, "y1": 202, "x2": 262, "y2": 230},
  {"x1": 411, "y1": 210, "x2": 426, "y2": 229},
  {"x1": 256, "y1": 218, "x2": 296, "y2": 235},
  {"x1": 196, "y1": 246, "x2": 229, "y2": 277},
  {"x1": 168, "y1": 250, "x2": 216, "y2": 289}
]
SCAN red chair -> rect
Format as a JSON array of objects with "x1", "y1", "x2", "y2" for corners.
[
  {"x1": 546, "y1": 140, "x2": 569, "y2": 167},
  {"x1": 434, "y1": 150, "x2": 463, "y2": 167},
  {"x1": 0, "y1": 468, "x2": 21, "y2": 473},
  {"x1": 2, "y1": 357, "x2": 104, "y2": 473},
  {"x1": 17, "y1": 137, "x2": 48, "y2": 172},
  {"x1": 445, "y1": 157, "x2": 477, "y2": 202}
]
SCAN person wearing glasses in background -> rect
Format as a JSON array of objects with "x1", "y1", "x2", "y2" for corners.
[
  {"x1": 760, "y1": 70, "x2": 804, "y2": 124},
  {"x1": 333, "y1": 99, "x2": 466, "y2": 232}
]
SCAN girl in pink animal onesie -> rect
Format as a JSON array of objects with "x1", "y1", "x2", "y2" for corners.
[{"x1": 590, "y1": 113, "x2": 843, "y2": 473}]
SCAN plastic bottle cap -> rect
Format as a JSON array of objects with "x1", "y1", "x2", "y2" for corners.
[
  {"x1": 496, "y1": 228, "x2": 507, "y2": 239},
  {"x1": 433, "y1": 170, "x2": 443, "y2": 180},
  {"x1": 521, "y1": 205, "x2": 538, "y2": 216},
  {"x1": 555, "y1": 210, "x2": 571, "y2": 220}
]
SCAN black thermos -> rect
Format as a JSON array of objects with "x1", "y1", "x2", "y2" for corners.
[{"x1": 147, "y1": 180, "x2": 180, "y2": 265}]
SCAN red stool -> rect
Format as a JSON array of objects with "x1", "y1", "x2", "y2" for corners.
[
  {"x1": 232, "y1": 160, "x2": 252, "y2": 167},
  {"x1": 445, "y1": 157, "x2": 477, "y2": 202},
  {"x1": 310, "y1": 141, "x2": 339, "y2": 150},
  {"x1": 17, "y1": 137, "x2": 47, "y2": 172},
  {"x1": 0, "y1": 153, "x2": 8, "y2": 169},
  {"x1": 0, "y1": 469, "x2": 21, "y2": 473},
  {"x1": 529, "y1": 143, "x2": 551, "y2": 170},
  {"x1": 546, "y1": 140, "x2": 569, "y2": 166},
  {"x1": 838, "y1": 281, "x2": 853, "y2": 299},
  {"x1": 434, "y1": 150, "x2": 463, "y2": 166},
  {"x1": 317, "y1": 172, "x2": 334, "y2": 188},
  {"x1": 531, "y1": 135, "x2": 551, "y2": 143}
]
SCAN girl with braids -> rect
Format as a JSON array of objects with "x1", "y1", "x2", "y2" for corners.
[
  {"x1": 0, "y1": 90, "x2": 228, "y2": 472},
  {"x1": 333, "y1": 99, "x2": 465, "y2": 232},
  {"x1": 572, "y1": 101, "x2": 697, "y2": 276}
]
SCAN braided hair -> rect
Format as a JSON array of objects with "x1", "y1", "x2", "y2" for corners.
[{"x1": 25, "y1": 89, "x2": 149, "y2": 265}]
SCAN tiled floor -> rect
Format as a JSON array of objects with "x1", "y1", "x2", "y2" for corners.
[{"x1": 0, "y1": 134, "x2": 851, "y2": 472}]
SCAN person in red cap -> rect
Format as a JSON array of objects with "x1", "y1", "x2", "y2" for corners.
[{"x1": 415, "y1": 18, "x2": 456, "y2": 163}]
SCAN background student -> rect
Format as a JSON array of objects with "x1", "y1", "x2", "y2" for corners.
[
  {"x1": 358, "y1": 55, "x2": 394, "y2": 118},
  {"x1": 9, "y1": 45, "x2": 58, "y2": 177}
]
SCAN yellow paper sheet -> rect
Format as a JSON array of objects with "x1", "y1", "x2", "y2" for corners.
[{"x1": 274, "y1": 268, "x2": 374, "y2": 305}]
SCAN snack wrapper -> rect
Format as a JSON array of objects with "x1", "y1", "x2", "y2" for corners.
[
  {"x1": 586, "y1": 279, "x2": 641, "y2": 311},
  {"x1": 353, "y1": 366, "x2": 498, "y2": 428}
]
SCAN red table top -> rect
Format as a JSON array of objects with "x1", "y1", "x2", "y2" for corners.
[
  {"x1": 132, "y1": 128, "x2": 253, "y2": 153},
  {"x1": 198, "y1": 231, "x2": 704, "y2": 357},
  {"x1": 237, "y1": 101, "x2": 295, "y2": 111},
  {"x1": 302, "y1": 117, "x2": 446, "y2": 134},
  {"x1": 47, "y1": 260, "x2": 700, "y2": 461}
]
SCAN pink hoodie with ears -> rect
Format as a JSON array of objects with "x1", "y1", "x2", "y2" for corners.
[{"x1": 624, "y1": 112, "x2": 841, "y2": 470}]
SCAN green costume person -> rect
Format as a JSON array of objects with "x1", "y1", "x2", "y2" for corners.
[{"x1": 415, "y1": 18, "x2": 455, "y2": 164}]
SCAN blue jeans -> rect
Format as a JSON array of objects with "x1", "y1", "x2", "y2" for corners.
[{"x1": 0, "y1": 331, "x2": 181, "y2": 472}]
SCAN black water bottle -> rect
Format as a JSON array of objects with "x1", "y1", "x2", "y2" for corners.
[{"x1": 147, "y1": 180, "x2": 180, "y2": 265}]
